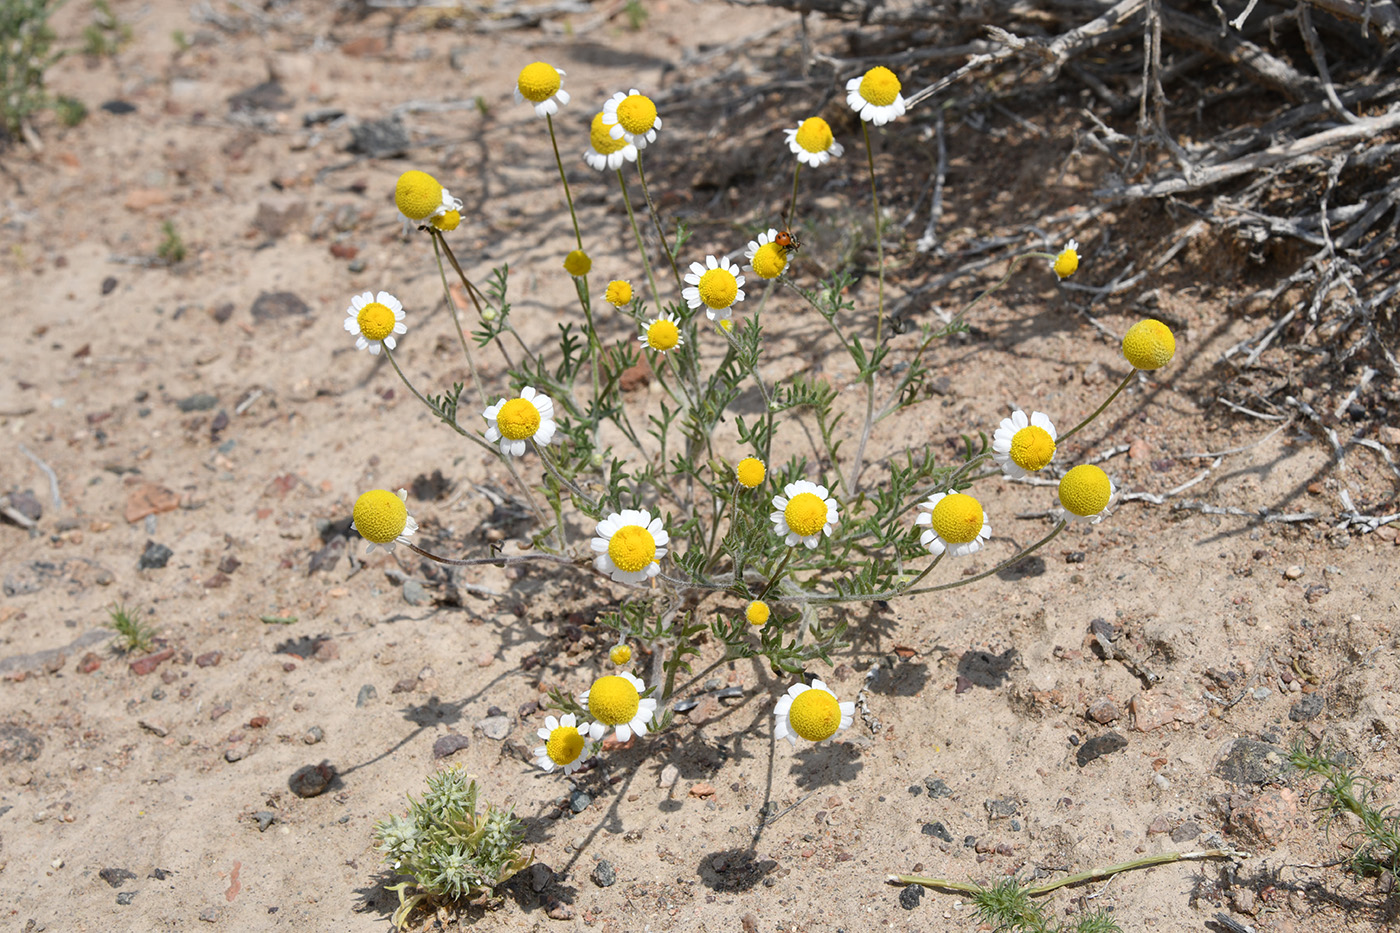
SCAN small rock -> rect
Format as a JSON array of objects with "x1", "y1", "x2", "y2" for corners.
[
  {"x1": 1253, "y1": 687, "x2": 1272, "y2": 701},
  {"x1": 544, "y1": 897, "x2": 574, "y2": 921},
  {"x1": 432, "y1": 734, "x2": 470, "y2": 759},
  {"x1": 1231, "y1": 788, "x2": 1299, "y2": 847},
  {"x1": 1086, "y1": 698, "x2": 1121, "y2": 724},
  {"x1": 199, "y1": 907, "x2": 219, "y2": 922},
  {"x1": 924, "y1": 776, "x2": 952, "y2": 798},
  {"x1": 250, "y1": 291, "x2": 311, "y2": 321},
  {"x1": 115, "y1": 891, "x2": 137, "y2": 905},
  {"x1": 689, "y1": 783, "x2": 717, "y2": 799},
  {"x1": 1147, "y1": 815, "x2": 1171, "y2": 835},
  {"x1": 217, "y1": 555, "x2": 241, "y2": 575},
  {"x1": 391, "y1": 677, "x2": 417, "y2": 694},
  {"x1": 659, "y1": 764, "x2": 680, "y2": 788},
  {"x1": 1170, "y1": 821, "x2": 1201, "y2": 843},
  {"x1": 312, "y1": 639, "x2": 339, "y2": 662},
  {"x1": 138, "y1": 541, "x2": 173, "y2": 569},
  {"x1": 1127, "y1": 437, "x2": 1151, "y2": 461},
  {"x1": 348, "y1": 116, "x2": 410, "y2": 158},
  {"x1": 1289, "y1": 694, "x2": 1324, "y2": 722},
  {"x1": 899, "y1": 884, "x2": 924, "y2": 910},
  {"x1": 475, "y1": 715, "x2": 510, "y2": 741},
  {"x1": 99, "y1": 867, "x2": 137, "y2": 888},
  {"x1": 1076, "y1": 731, "x2": 1128, "y2": 767},
  {"x1": 402, "y1": 580, "x2": 430, "y2": 606},
  {"x1": 985, "y1": 798, "x2": 1018, "y2": 821},
  {"x1": 138, "y1": 719, "x2": 168, "y2": 738},
  {"x1": 248, "y1": 716, "x2": 269, "y2": 729},
  {"x1": 1230, "y1": 886, "x2": 1258, "y2": 915},
  {"x1": 1283, "y1": 565, "x2": 1304, "y2": 580},
  {"x1": 176, "y1": 394, "x2": 219, "y2": 412},
  {"x1": 1214, "y1": 738, "x2": 1294, "y2": 785},
  {"x1": 1, "y1": 490, "x2": 42, "y2": 524},
  {"x1": 742, "y1": 913, "x2": 759, "y2": 933},
  {"x1": 303, "y1": 726, "x2": 324, "y2": 745},
  {"x1": 591, "y1": 859, "x2": 616, "y2": 887},
  {"x1": 527, "y1": 863, "x2": 553, "y2": 892},
  {"x1": 228, "y1": 80, "x2": 291, "y2": 112},
  {"x1": 289, "y1": 761, "x2": 335, "y2": 798},
  {"x1": 252, "y1": 811, "x2": 276, "y2": 832},
  {"x1": 355, "y1": 684, "x2": 377, "y2": 707},
  {"x1": 922, "y1": 822, "x2": 953, "y2": 842},
  {"x1": 251, "y1": 199, "x2": 307, "y2": 240},
  {"x1": 77, "y1": 652, "x2": 102, "y2": 674},
  {"x1": 129, "y1": 648, "x2": 175, "y2": 676},
  {"x1": 195, "y1": 651, "x2": 222, "y2": 668},
  {"x1": 224, "y1": 747, "x2": 245, "y2": 763},
  {"x1": 569, "y1": 791, "x2": 592, "y2": 813}
]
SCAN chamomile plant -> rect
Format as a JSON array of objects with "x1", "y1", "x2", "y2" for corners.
[{"x1": 341, "y1": 62, "x2": 1176, "y2": 784}]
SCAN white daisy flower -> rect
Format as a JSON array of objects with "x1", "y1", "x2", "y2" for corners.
[
  {"x1": 1052, "y1": 238, "x2": 1079, "y2": 280},
  {"x1": 591, "y1": 509, "x2": 669, "y2": 584},
  {"x1": 638, "y1": 312, "x2": 684, "y2": 353},
  {"x1": 578, "y1": 671, "x2": 657, "y2": 743},
  {"x1": 343, "y1": 290, "x2": 406, "y2": 356},
  {"x1": 482, "y1": 386, "x2": 556, "y2": 457},
  {"x1": 515, "y1": 61, "x2": 570, "y2": 118},
  {"x1": 773, "y1": 679, "x2": 854, "y2": 746},
  {"x1": 745, "y1": 229, "x2": 789, "y2": 281},
  {"x1": 991, "y1": 410, "x2": 1058, "y2": 479},
  {"x1": 1058, "y1": 465, "x2": 1117, "y2": 524},
  {"x1": 770, "y1": 480, "x2": 839, "y2": 549},
  {"x1": 682, "y1": 255, "x2": 746, "y2": 321},
  {"x1": 584, "y1": 111, "x2": 638, "y2": 172},
  {"x1": 351, "y1": 488, "x2": 419, "y2": 554},
  {"x1": 533, "y1": 713, "x2": 590, "y2": 775},
  {"x1": 846, "y1": 66, "x2": 907, "y2": 126},
  {"x1": 915, "y1": 491, "x2": 990, "y2": 558},
  {"x1": 600, "y1": 89, "x2": 661, "y2": 149},
  {"x1": 784, "y1": 116, "x2": 844, "y2": 167}
]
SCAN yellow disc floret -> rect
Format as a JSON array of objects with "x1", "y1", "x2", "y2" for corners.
[
  {"x1": 698, "y1": 268, "x2": 738, "y2": 309},
  {"x1": 751, "y1": 242, "x2": 788, "y2": 280},
  {"x1": 745, "y1": 600, "x2": 770, "y2": 627},
  {"x1": 606, "y1": 280, "x2": 633, "y2": 306},
  {"x1": 357, "y1": 302, "x2": 396, "y2": 342},
  {"x1": 1122, "y1": 319, "x2": 1176, "y2": 370},
  {"x1": 395, "y1": 170, "x2": 443, "y2": 221},
  {"x1": 353, "y1": 490, "x2": 407, "y2": 544},
  {"x1": 496, "y1": 397, "x2": 541, "y2": 441},
  {"x1": 588, "y1": 675, "x2": 640, "y2": 726},
  {"x1": 431, "y1": 210, "x2": 461, "y2": 232},
  {"x1": 785, "y1": 492, "x2": 828, "y2": 538},
  {"x1": 590, "y1": 113, "x2": 627, "y2": 155},
  {"x1": 564, "y1": 249, "x2": 592, "y2": 277},
  {"x1": 645, "y1": 319, "x2": 680, "y2": 351},
  {"x1": 788, "y1": 688, "x2": 841, "y2": 742},
  {"x1": 929, "y1": 493, "x2": 984, "y2": 544},
  {"x1": 517, "y1": 62, "x2": 562, "y2": 103},
  {"x1": 859, "y1": 67, "x2": 901, "y2": 107},
  {"x1": 1009, "y1": 426, "x2": 1056, "y2": 473},
  {"x1": 794, "y1": 116, "x2": 835, "y2": 153},
  {"x1": 609, "y1": 644, "x2": 631, "y2": 666},
  {"x1": 607, "y1": 525, "x2": 656, "y2": 574},
  {"x1": 1059, "y1": 464, "x2": 1113, "y2": 517},
  {"x1": 545, "y1": 724, "x2": 584, "y2": 765},
  {"x1": 1053, "y1": 245, "x2": 1079, "y2": 280},
  {"x1": 736, "y1": 457, "x2": 766, "y2": 489},
  {"x1": 616, "y1": 94, "x2": 657, "y2": 134}
]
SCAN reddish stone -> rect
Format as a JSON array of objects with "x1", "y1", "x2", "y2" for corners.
[
  {"x1": 195, "y1": 651, "x2": 222, "y2": 668},
  {"x1": 688, "y1": 782, "x2": 716, "y2": 798},
  {"x1": 77, "y1": 652, "x2": 102, "y2": 674},
  {"x1": 329, "y1": 243, "x2": 358, "y2": 260},
  {"x1": 129, "y1": 648, "x2": 175, "y2": 676},
  {"x1": 248, "y1": 716, "x2": 269, "y2": 729}
]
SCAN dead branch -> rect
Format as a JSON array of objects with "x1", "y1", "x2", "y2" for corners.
[{"x1": 1158, "y1": 6, "x2": 1324, "y2": 102}]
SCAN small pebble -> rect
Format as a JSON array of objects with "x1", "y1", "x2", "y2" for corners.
[
  {"x1": 899, "y1": 884, "x2": 924, "y2": 910},
  {"x1": 252, "y1": 811, "x2": 276, "y2": 832},
  {"x1": 289, "y1": 761, "x2": 335, "y2": 798},
  {"x1": 569, "y1": 791, "x2": 592, "y2": 813},
  {"x1": 355, "y1": 684, "x2": 377, "y2": 707},
  {"x1": 591, "y1": 859, "x2": 616, "y2": 887},
  {"x1": 116, "y1": 892, "x2": 137, "y2": 905},
  {"x1": 1284, "y1": 565, "x2": 1304, "y2": 580},
  {"x1": 303, "y1": 726, "x2": 324, "y2": 745},
  {"x1": 432, "y1": 733, "x2": 470, "y2": 759}
]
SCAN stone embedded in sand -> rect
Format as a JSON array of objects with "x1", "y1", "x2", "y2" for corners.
[
  {"x1": 1075, "y1": 731, "x2": 1128, "y2": 767},
  {"x1": 289, "y1": 761, "x2": 335, "y2": 798},
  {"x1": 1230, "y1": 788, "x2": 1299, "y2": 846},
  {"x1": 1214, "y1": 738, "x2": 1295, "y2": 785}
]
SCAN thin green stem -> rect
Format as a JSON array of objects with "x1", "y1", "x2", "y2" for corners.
[
  {"x1": 863, "y1": 122, "x2": 887, "y2": 345},
  {"x1": 617, "y1": 169, "x2": 662, "y2": 307},
  {"x1": 785, "y1": 162, "x2": 802, "y2": 230},
  {"x1": 889, "y1": 847, "x2": 1245, "y2": 895},
  {"x1": 430, "y1": 232, "x2": 488, "y2": 409},
  {"x1": 533, "y1": 440, "x2": 597, "y2": 511},
  {"x1": 756, "y1": 550, "x2": 794, "y2": 602},
  {"x1": 636, "y1": 154, "x2": 683, "y2": 289},
  {"x1": 434, "y1": 234, "x2": 516, "y2": 371},
  {"x1": 1059, "y1": 370, "x2": 1136, "y2": 443},
  {"x1": 546, "y1": 113, "x2": 583, "y2": 250}
]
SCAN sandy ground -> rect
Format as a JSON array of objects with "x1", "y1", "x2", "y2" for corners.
[{"x1": 2, "y1": 2, "x2": 1398, "y2": 932}]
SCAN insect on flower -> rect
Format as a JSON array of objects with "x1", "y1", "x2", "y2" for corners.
[{"x1": 774, "y1": 229, "x2": 801, "y2": 255}]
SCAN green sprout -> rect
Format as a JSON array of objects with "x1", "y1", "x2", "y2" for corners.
[
  {"x1": 106, "y1": 603, "x2": 156, "y2": 654},
  {"x1": 1291, "y1": 742, "x2": 1400, "y2": 880},
  {"x1": 157, "y1": 221, "x2": 186, "y2": 264}
]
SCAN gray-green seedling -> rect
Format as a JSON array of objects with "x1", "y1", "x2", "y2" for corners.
[
  {"x1": 105, "y1": 602, "x2": 156, "y2": 653},
  {"x1": 1291, "y1": 742, "x2": 1400, "y2": 881},
  {"x1": 374, "y1": 768, "x2": 531, "y2": 929}
]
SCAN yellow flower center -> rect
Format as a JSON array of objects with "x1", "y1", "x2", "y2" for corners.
[
  {"x1": 605, "y1": 280, "x2": 633, "y2": 306},
  {"x1": 609, "y1": 644, "x2": 632, "y2": 666},
  {"x1": 1009, "y1": 426, "x2": 1056, "y2": 472},
  {"x1": 736, "y1": 457, "x2": 765, "y2": 489},
  {"x1": 588, "y1": 675, "x2": 640, "y2": 726},
  {"x1": 564, "y1": 249, "x2": 592, "y2": 277},
  {"x1": 545, "y1": 724, "x2": 584, "y2": 765},
  {"x1": 698, "y1": 268, "x2": 738, "y2": 309},
  {"x1": 616, "y1": 94, "x2": 657, "y2": 134},
  {"x1": 789, "y1": 688, "x2": 841, "y2": 742},
  {"x1": 1122, "y1": 319, "x2": 1176, "y2": 370},
  {"x1": 859, "y1": 67, "x2": 901, "y2": 107},
  {"x1": 431, "y1": 210, "x2": 461, "y2": 232},
  {"x1": 785, "y1": 492, "x2": 828, "y2": 538},
  {"x1": 718, "y1": 319, "x2": 734, "y2": 332},
  {"x1": 745, "y1": 600, "x2": 770, "y2": 627},
  {"x1": 357, "y1": 302, "x2": 396, "y2": 342},
  {"x1": 929, "y1": 493, "x2": 984, "y2": 544},
  {"x1": 517, "y1": 62, "x2": 561, "y2": 103},
  {"x1": 794, "y1": 116, "x2": 834, "y2": 153},
  {"x1": 1059, "y1": 464, "x2": 1112, "y2": 517},
  {"x1": 353, "y1": 490, "x2": 407, "y2": 544},
  {"x1": 646, "y1": 319, "x2": 680, "y2": 351},
  {"x1": 590, "y1": 112, "x2": 627, "y2": 155},
  {"x1": 751, "y1": 242, "x2": 788, "y2": 280},
  {"x1": 395, "y1": 170, "x2": 443, "y2": 221},
  {"x1": 496, "y1": 398, "x2": 541, "y2": 441},
  {"x1": 1053, "y1": 247, "x2": 1078, "y2": 280},
  {"x1": 607, "y1": 525, "x2": 657, "y2": 573}
]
